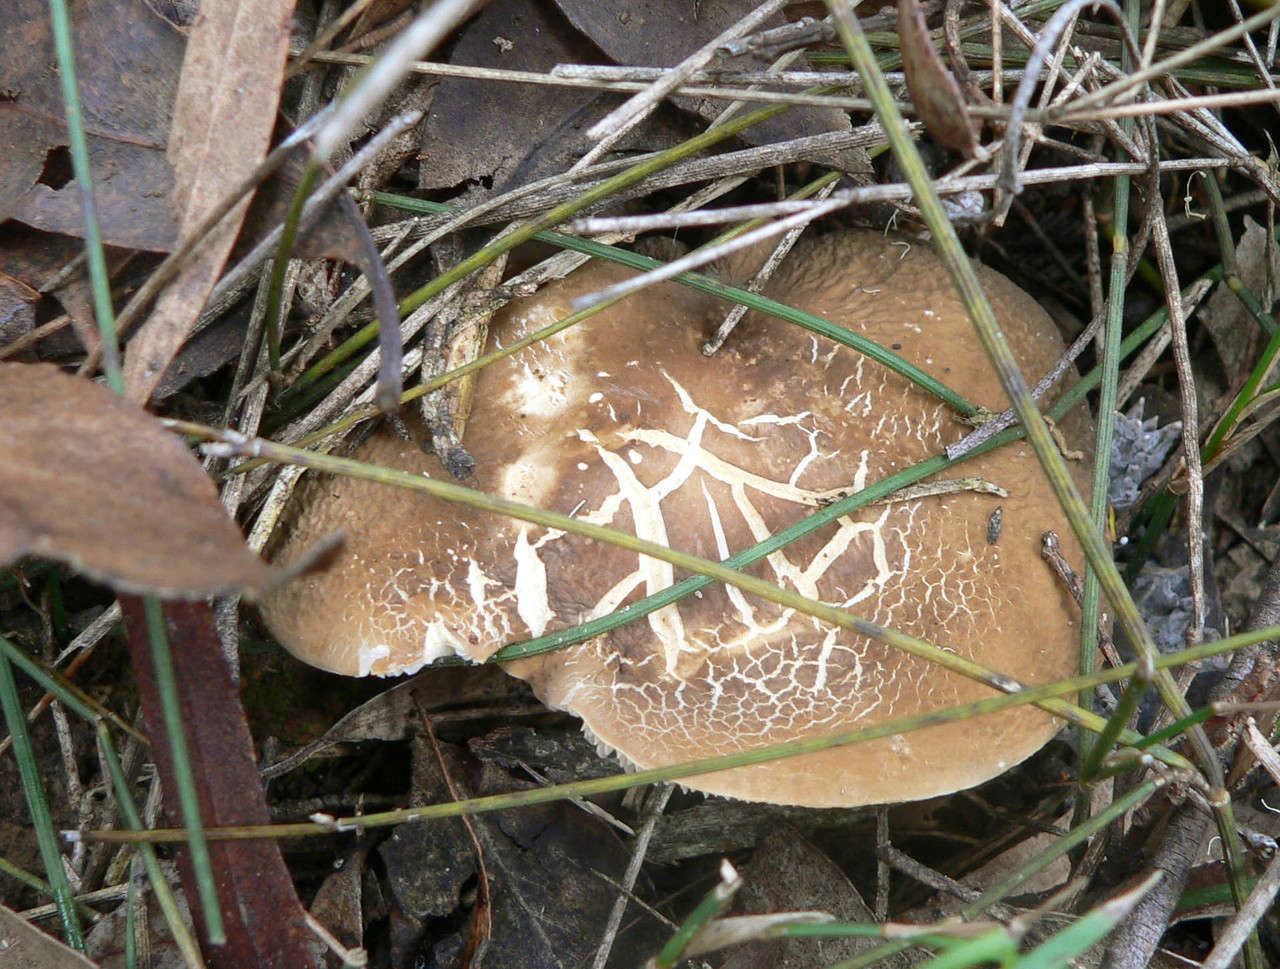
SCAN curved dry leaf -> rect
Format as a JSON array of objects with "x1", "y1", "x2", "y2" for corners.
[
  {"x1": 123, "y1": 0, "x2": 295, "y2": 404},
  {"x1": 898, "y1": 0, "x2": 980, "y2": 157},
  {"x1": 0, "y1": 362, "x2": 287, "y2": 598},
  {"x1": 418, "y1": 0, "x2": 608, "y2": 190},
  {"x1": 0, "y1": 903, "x2": 98, "y2": 969}
]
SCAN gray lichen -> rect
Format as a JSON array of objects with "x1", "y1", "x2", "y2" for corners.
[{"x1": 1108, "y1": 399, "x2": 1182, "y2": 510}]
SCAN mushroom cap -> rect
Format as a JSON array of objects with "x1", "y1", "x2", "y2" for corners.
[{"x1": 262, "y1": 230, "x2": 1091, "y2": 808}]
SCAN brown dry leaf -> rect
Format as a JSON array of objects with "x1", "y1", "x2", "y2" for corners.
[
  {"x1": 0, "y1": 362, "x2": 286, "y2": 598},
  {"x1": 553, "y1": 0, "x2": 866, "y2": 172},
  {"x1": 0, "y1": 0, "x2": 184, "y2": 251},
  {"x1": 715, "y1": 830, "x2": 900, "y2": 969},
  {"x1": 0, "y1": 903, "x2": 99, "y2": 969},
  {"x1": 0, "y1": 271, "x2": 40, "y2": 354},
  {"x1": 418, "y1": 0, "x2": 612, "y2": 190},
  {"x1": 1202, "y1": 215, "x2": 1280, "y2": 383},
  {"x1": 0, "y1": 224, "x2": 124, "y2": 360},
  {"x1": 259, "y1": 665, "x2": 517, "y2": 780},
  {"x1": 898, "y1": 0, "x2": 980, "y2": 157},
  {"x1": 122, "y1": 0, "x2": 295, "y2": 405}
]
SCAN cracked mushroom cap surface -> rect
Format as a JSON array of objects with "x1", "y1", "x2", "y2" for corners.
[{"x1": 262, "y1": 230, "x2": 1092, "y2": 808}]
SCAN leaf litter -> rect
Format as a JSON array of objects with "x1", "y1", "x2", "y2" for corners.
[{"x1": 3, "y1": 0, "x2": 1280, "y2": 967}]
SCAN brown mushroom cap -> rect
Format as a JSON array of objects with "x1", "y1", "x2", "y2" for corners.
[{"x1": 262, "y1": 230, "x2": 1091, "y2": 808}]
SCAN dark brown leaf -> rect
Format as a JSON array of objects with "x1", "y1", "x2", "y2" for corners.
[
  {"x1": 0, "y1": 225, "x2": 107, "y2": 360},
  {"x1": 0, "y1": 362, "x2": 285, "y2": 599},
  {"x1": 898, "y1": 0, "x2": 980, "y2": 157},
  {"x1": 0, "y1": 0, "x2": 183, "y2": 251},
  {"x1": 553, "y1": 0, "x2": 867, "y2": 171},
  {"x1": 417, "y1": 0, "x2": 615, "y2": 191},
  {"x1": 120, "y1": 598, "x2": 318, "y2": 969},
  {"x1": 309, "y1": 843, "x2": 372, "y2": 968},
  {"x1": 720, "y1": 830, "x2": 896, "y2": 969},
  {"x1": 0, "y1": 271, "x2": 40, "y2": 356}
]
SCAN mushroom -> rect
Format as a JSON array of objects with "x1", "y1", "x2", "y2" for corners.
[{"x1": 262, "y1": 230, "x2": 1091, "y2": 808}]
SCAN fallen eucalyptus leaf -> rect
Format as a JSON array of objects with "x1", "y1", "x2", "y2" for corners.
[
  {"x1": 898, "y1": 0, "x2": 980, "y2": 157},
  {"x1": 0, "y1": 362, "x2": 295, "y2": 598}
]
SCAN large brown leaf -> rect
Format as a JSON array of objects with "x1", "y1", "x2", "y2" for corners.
[
  {"x1": 122, "y1": 0, "x2": 296, "y2": 404},
  {"x1": 0, "y1": 362, "x2": 286, "y2": 598}
]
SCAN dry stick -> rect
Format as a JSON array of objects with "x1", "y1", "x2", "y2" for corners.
[
  {"x1": 1007, "y1": 6, "x2": 1081, "y2": 217},
  {"x1": 307, "y1": 48, "x2": 999, "y2": 113},
  {"x1": 874, "y1": 806, "x2": 890, "y2": 921},
  {"x1": 880, "y1": 845, "x2": 1017, "y2": 921},
  {"x1": 1068, "y1": 2, "x2": 1280, "y2": 116},
  {"x1": 1145, "y1": 189, "x2": 1207, "y2": 648},
  {"x1": 0, "y1": 313, "x2": 75, "y2": 361},
  {"x1": 589, "y1": 783, "x2": 674, "y2": 969},
  {"x1": 584, "y1": 0, "x2": 789, "y2": 144},
  {"x1": 419, "y1": 255, "x2": 508, "y2": 471},
  {"x1": 996, "y1": 0, "x2": 1142, "y2": 218},
  {"x1": 1082, "y1": 177, "x2": 1105, "y2": 324},
  {"x1": 1202, "y1": 851, "x2": 1280, "y2": 969},
  {"x1": 986, "y1": 0, "x2": 1004, "y2": 104},
  {"x1": 1158, "y1": 75, "x2": 1254, "y2": 159},
  {"x1": 1101, "y1": 803, "x2": 1205, "y2": 969},
  {"x1": 568, "y1": 158, "x2": 1238, "y2": 235},
  {"x1": 284, "y1": 0, "x2": 380, "y2": 80},
  {"x1": 1114, "y1": 287, "x2": 1203, "y2": 408},
  {"x1": 571, "y1": 193, "x2": 855, "y2": 310},
  {"x1": 557, "y1": 62, "x2": 1039, "y2": 89},
  {"x1": 1065, "y1": 86, "x2": 1280, "y2": 121},
  {"x1": 1140, "y1": 0, "x2": 1169, "y2": 70},
  {"x1": 1227, "y1": 0, "x2": 1280, "y2": 119}
]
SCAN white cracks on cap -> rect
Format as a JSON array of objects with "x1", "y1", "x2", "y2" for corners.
[
  {"x1": 513, "y1": 526, "x2": 553, "y2": 638},
  {"x1": 467, "y1": 558, "x2": 496, "y2": 610},
  {"x1": 663, "y1": 370, "x2": 759, "y2": 442},
  {"x1": 621, "y1": 428, "x2": 847, "y2": 507},
  {"x1": 585, "y1": 436, "x2": 686, "y2": 674},
  {"x1": 357, "y1": 642, "x2": 391, "y2": 676},
  {"x1": 702, "y1": 481, "x2": 764, "y2": 631}
]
